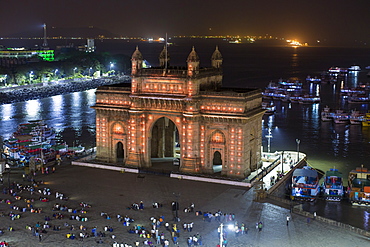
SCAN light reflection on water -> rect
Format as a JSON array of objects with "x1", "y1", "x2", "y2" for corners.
[
  {"x1": 1, "y1": 104, "x2": 13, "y2": 121},
  {"x1": 0, "y1": 89, "x2": 97, "y2": 148},
  {"x1": 25, "y1": 99, "x2": 41, "y2": 119}
]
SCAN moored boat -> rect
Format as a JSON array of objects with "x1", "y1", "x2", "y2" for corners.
[
  {"x1": 262, "y1": 101, "x2": 276, "y2": 114},
  {"x1": 362, "y1": 112, "x2": 370, "y2": 127},
  {"x1": 299, "y1": 94, "x2": 321, "y2": 104},
  {"x1": 328, "y1": 66, "x2": 348, "y2": 75},
  {"x1": 291, "y1": 166, "x2": 320, "y2": 201},
  {"x1": 349, "y1": 110, "x2": 364, "y2": 125},
  {"x1": 333, "y1": 110, "x2": 350, "y2": 124},
  {"x1": 321, "y1": 106, "x2": 334, "y2": 122},
  {"x1": 306, "y1": 75, "x2": 321, "y2": 83},
  {"x1": 322, "y1": 168, "x2": 344, "y2": 201},
  {"x1": 348, "y1": 95, "x2": 370, "y2": 104},
  {"x1": 2, "y1": 120, "x2": 70, "y2": 166},
  {"x1": 348, "y1": 65, "x2": 361, "y2": 71},
  {"x1": 347, "y1": 165, "x2": 370, "y2": 206}
]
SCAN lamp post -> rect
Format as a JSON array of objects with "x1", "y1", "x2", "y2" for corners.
[
  {"x1": 110, "y1": 62, "x2": 114, "y2": 76},
  {"x1": 172, "y1": 192, "x2": 180, "y2": 222},
  {"x1": 5, "y1": 163, "x2": 10, "y2": 190},
  {"x1": 281, "y1": 150, "x2": 284, "y2": 174},
  {"x1": 29, "y1": 71, "x2": 33, "y2": 84},
  {"x1": 265, "y1": 128, "x2": 272, "y2": 153},
  {"x1": 89, "y1": 67, "x2": 92, "y2": 77},
  {"x1": 219, "y1": 223, "x2": 224, "y2": 247},
  {"x1": 296, "y1": 139, "x2": 300, "y2": 164},
  {"x1": 73, "y1": 67, "x2": 77, "y2": 77}
]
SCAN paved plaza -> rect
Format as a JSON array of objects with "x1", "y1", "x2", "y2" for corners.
[{"x1": 0, "y1": 160, "x2": 369, "y2": 247}]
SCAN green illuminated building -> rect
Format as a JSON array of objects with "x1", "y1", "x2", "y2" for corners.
[{"x1": 0, "y1": 47, "x2": 54, "y2": 61}]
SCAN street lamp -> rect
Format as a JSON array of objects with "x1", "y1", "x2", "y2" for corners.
[
  {"x1": 54, "y1": 69, "x2": 58, "y2": 80},
  {"x1": 281, "y1": 150, "x2": 284, "y2": 174},
  {"x1": 296, "y1": 139, "x2": 300, "y2": 163},
  {"x1": 172, "y1": 192, "x2": 180, "y2": 222},
  {"x1": 73, "y1": 67, "x2": 77, "y2": 77},
  {"x1": 5, "y1": 163, "x2": 10, "y2": 190},
  {"x1": 89, "y1": 67, "x2": 92, "y2": 77},
  {"x1": 110, "y1": 62, "x2": 114, "y2": 76},
  {"x1": 29, "y1": 71, "x2": 33, "y2": 83},
  {"x1": 219, "y1": 223, "x2": 224, "y2": 247}
]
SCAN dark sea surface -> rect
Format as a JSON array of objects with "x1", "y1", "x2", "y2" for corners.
[{"x1": 1, "y1": 39, "x2": 370, "y2": 230}]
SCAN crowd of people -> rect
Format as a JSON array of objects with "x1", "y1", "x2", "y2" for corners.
[{"x1": 0, "y1": 161, "x2": 268, "y2": 247}]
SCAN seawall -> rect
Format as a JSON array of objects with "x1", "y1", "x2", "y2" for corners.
[{"x1": 0, "y1": 76, "x2": 131, "y2": 105}]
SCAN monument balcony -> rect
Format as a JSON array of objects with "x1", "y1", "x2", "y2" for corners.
[{"x1": 136, "y1": 67, "x2": 222, "y2": 78}]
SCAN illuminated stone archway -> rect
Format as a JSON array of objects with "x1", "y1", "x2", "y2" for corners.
[
  {"x1": 93, "y1": 47, "x2": 265, "y2": 178},
  {"x1": 206, "y1": 130, "x2": 226, "y2": 174},
  {"x1": 150, "y1": 117, "x2": 179, "y2": 160},
  {"x1": 108, "y1": 121, "x2": 127, "y2": 164}
]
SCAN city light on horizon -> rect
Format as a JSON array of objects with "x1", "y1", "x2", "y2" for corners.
[{"x1": 0, "y1": 1, "x2": 369, "y2": 47}]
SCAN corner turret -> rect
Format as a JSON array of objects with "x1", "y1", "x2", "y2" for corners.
[
  {"x1": 187, "y1": 46, "x2": 200, "y2": 76},
  {"x1": 211, "y1": 46, "x2": 223, "y2": 69},
  {"x1": 131, "y1": 46, "x2": 143, "y2": 76}
]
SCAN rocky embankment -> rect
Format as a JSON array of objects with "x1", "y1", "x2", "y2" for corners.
[{"x1": 0, "y1": 76, "x2": 131, "y2": 105}]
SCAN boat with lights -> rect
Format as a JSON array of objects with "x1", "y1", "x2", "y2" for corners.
[
  {"x1": 291, "y1": 166, "x2": 320, "y2": 201},
  {"x1": 306, "y1": 76, "x2": 321, "y2": 83},
  {"x1": 362, "y1": 112, "x2": 370, "y2": 127},
  {"x1": 348, "y1": 65, "x2": 361, "y2": 71},
  {"x1": 348, "y1": 95, "x2": 370, "y2": 104},
  {"x1": 2, "y1": 120, "x2": 71, "y2": 166},
  {"x1": 321, "y1": 106, "x2": 334, "y2": 122},
  {"x1": 332, "y1": 110, "x2": 350, "y2": 124},
  {"x1": 349, "y1": 110, "x2": 364, "y2": 125},
  {"x1": 298, "y1": 94, "x2": 321, "y2": 104},
  {"x1": 347, "y1": 165, "x2": 370, "y2": 206},
  {"x1": 322, "y1": 168, "x2": 344, "y2": 201},
  {"x1": 262, "y1": 101, "x2": 276, "y2": 114}
]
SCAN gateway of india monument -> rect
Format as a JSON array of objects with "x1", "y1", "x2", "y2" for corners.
[{"x1": 92, "y1": 46, "x2": 265, "y2": 179}]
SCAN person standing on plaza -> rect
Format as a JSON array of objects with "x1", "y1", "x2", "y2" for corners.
[
  {"x1": 156, "y1": 234, "x2": 161, "y2": 245},
  {"x1": 173, "y1": 235, "x2": 178, "y2": 245},
  {"x1": 188, "y1": 222, "x2": 193, "y2": 232},
  {"x1": 164, "y1": 239, "x2": 170, "y2": 247},
  {"x1": 165, "y1": 222, "x2": 169, "y2": 230},
  {"x1": 258, "y1": 221, "x2": 263, "y2": 232},
  {"x1": 286, "y1": 215, "x2": 290, "y2": 226}
]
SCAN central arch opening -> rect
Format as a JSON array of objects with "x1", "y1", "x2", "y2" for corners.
[
  {"x1": 150, "y1": 117, "x2": 179, "y2": 168},
  {"x1": 213, "y1": 151, "x2": 223, "y2": 172},
  {"x1": 116, "y1": 142, "x2": 124, "y2": 164}
]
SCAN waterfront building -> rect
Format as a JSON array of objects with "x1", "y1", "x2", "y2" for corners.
[
  {"x1": 77, "y1": 39, "x2": 96, "y2": 53},
  {"x1": 92, "y1": 46, "x2": 264, "y2": 178},
  {"x1": 0, "y1": 46, "x2": 54, "y2": 64}
]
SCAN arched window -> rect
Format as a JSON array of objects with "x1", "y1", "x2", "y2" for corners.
[
  {"x1": 113, "y1": 123, "x2": 124, "y2": 134},
  {"x1": 211, "y1": 131, "x2": 225, "y2": 143}
]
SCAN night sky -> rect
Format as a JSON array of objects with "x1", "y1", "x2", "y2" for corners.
[{"x1": 1, "y1": 0, "x2": 370, "y2": 45}]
